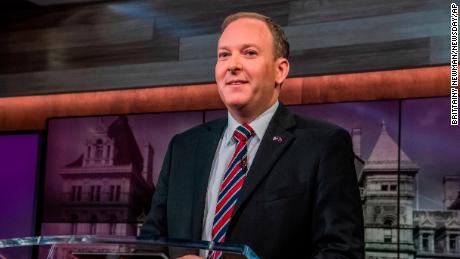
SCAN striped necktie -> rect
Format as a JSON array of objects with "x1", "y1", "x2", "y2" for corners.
[{"x1": 209, "y1": 124, "x2": 254, "y2": 259}]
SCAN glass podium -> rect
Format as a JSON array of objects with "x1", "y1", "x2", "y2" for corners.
[{"x1": 0, "y1": 235, "x2": 259, "y2": 259}]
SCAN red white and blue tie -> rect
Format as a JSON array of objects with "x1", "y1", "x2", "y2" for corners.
[{"x1": 208, "y1": 124, "x2": 254, "y2": 259}]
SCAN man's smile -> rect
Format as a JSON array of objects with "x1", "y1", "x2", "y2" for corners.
[{"x1": 226, "y1": 80, "x2": 249, "y2": 85}]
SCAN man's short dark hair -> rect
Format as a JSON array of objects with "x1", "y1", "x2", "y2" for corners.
[{"x1": 221, "y1": 12, "x2": 290, "y2": 59}]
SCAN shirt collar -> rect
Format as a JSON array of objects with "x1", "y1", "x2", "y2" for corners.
[{"x1": 224, "y1": 101, "x2": 279, "y2": 145}]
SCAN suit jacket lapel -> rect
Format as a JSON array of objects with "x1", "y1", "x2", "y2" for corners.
[
  {"x1": 233, "y1": 104, "x2": 296, "y2": 215},
  {"x1": 191, "y1": 118, "x2": 227, "y2": 239}
]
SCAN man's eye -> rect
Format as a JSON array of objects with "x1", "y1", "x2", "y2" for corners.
[
  {"x1": 244, "y1": 50, "x2": 257, "y2": 56},
  {"x1": 218, "y1": 52, "x2": 230, "y2": 59}
]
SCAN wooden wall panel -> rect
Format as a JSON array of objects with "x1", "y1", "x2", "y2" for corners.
[
  {"x1": 0, "y1": 38, "x2": 179, "y2": 74},
  {"x1": 1, "y1": 19, "x2": 154, "y2": 53},
  {"x1": 0, "y1": 58, "x2": 215, "y2": 96},
  {"x1": 0, "y1": 38, "x2": 433, "y2": 97},
  {"x1": 301, "y1": 66, "x2": 449, "y2": 104},
  {"x1": 431, "y1": 36, "x2": 450, "y2": 64},
  {"x1": 153, "y1": 1, "x2": 290, "y2": 38},
  {"x1": 287, "y1": 0, "x2": 444, "y2": 25},
  {"x1": 0, "y1": 66, "x2": 449, "y2": 131},
  {"x1": 0, "y1": 0, "x2": 451, "y2": 97},
  {"x1": 286, "y1": 10, "x2": 448, "y2": 50},
  {"x1": 179, "y1": 34, "x2": 218, "y2": 60},
  {"x1": 4, "y1": 2, "x2": 154, "y2": 31},
  {"x1": 180, "y1": 9, "x2": 447, "y2": 61},
  {"x1": 290, "y1": 38, "x2": 431, "y2": 76}
]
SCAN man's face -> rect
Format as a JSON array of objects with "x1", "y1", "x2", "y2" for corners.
[{"x1": 215, "y1": 18, "x2": 288, "y2": 119}]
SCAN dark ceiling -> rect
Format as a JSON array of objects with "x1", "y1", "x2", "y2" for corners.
[
  {"x1": 1, "y1": 0, "x2": 104, "y2": 16},
  {"x1": 2, "y1": 0, "x2": 40, "y2": 13}
]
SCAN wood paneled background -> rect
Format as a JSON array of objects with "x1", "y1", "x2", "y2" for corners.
[
  {"x1": 0, "y1": 66, "x2": 450, "y2": 131},
  {"x1": 0, "y1": 0, "x2": 452, "y2": 97}
]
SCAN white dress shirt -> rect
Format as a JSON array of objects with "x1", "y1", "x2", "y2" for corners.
[{"x1": 200, "y1": 101, "x2": 279, "y2": 256}]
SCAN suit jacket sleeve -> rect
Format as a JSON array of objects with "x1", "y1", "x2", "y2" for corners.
[
  {"x1": 139, "y1": 136, "x2": 175, "y2": 238},
  {"x1": 312, "y1": 128, "x2": 364, "y2": 259}
]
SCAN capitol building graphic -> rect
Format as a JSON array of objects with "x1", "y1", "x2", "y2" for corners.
[
  {"x1": 43, "y1": 116, "x2": 459, "y2": 259},
  {"x1": 40, "y1": 116, "x2": 155, "y2": 258},
  {"x1": 57, "y1": 116, "x2": 154, "y2": 237},
  {"x1": 354, "y1": 123, "x2": 460, "y2": 259}
]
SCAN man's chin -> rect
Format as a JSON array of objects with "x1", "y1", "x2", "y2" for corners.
[{"x1": 225, "y1": 102, "x2": 246, "y2": 111}]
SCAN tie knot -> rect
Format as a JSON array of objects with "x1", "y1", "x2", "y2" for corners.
[{"x1": 233, "y1": 123, "x2": 254, "y2": 142}]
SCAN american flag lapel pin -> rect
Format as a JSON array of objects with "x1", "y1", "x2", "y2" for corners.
[
  {"x1": 241, "y1": 156, "x2": 248, "y2": 171},
  {"x1": 272, "y1": 136, "x2": 283, "y2": 143}
]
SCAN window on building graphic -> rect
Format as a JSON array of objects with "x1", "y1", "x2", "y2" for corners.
[
  {"x1": 71, "y1": 214, "x2": 78, "y2": 234},
  {"x1": 72, "y1": 186, "x2": 82, "y2": 202},
  {"x1": 107, "y1": 145, "x2": 111, "y2": 159},
  {"x1": 71, "y1": 186, "x2": 76, "y2": 201},
  {"x1": 383, "y1": 218, "x2": 393, "y2": 227},
  {"x1": 450, "y1": 234, "x2": 458, "y2": 252},
  {"x1": 89, "y1": 185, "x2": 101, "y2": 202},
  {"x1": 90, "y1": 215, "x2": 97, "y2": 234},
  {"x1": 96, "y1": 186, "x2": 101, "y2": 201},
  {"x1": 109, "y1": 215, "x2": 117, "y2": 235},
  {"x1": 384, "y1": 229, "x2": 392, "y2": 243},
  {"x1": 96, "y1": 139, "x2": 103, "y2": 159},
  {"x1": 77, "y1": 186, "x2": 82, "y2": 201},
  {"x1": 381, "y1": 185, "x2": 388, "y2": 191},
  {"x1": 90, "y1": 185, "x2": 95, "y2": 201},
  {"x1": 422, "y1": 233, "x2": 430, "y2": 251},
  {"x1": 109, "y1": 185, "x2": 115, "y2": 201},
  {"x1": 115, "y1": 185, "x2": 121, "y2": 201},
  {"x1": 390, "y1": 185, "x2": 397, "y2": 191}
]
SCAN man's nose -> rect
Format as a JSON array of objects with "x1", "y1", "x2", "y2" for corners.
[{"x1": 227, "y1": 54, "x2": 242, "y2": 73}]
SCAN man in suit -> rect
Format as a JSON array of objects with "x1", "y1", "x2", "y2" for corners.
[{"x1": 140, "y1": 12, "x2": 364, "y2": 259}]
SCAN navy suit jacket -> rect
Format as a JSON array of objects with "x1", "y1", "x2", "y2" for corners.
[{"x1": 140, "y1": 104, "x2": 364, "y2": 259}]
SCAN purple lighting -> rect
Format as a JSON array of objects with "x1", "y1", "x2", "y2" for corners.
[{"x1": 0, "y1": 133, "x2": 40, "y2": 258}]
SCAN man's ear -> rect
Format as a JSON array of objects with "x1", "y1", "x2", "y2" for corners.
[{"x1": 275, "y1": 58, "x2": 290, "y2": 86}]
